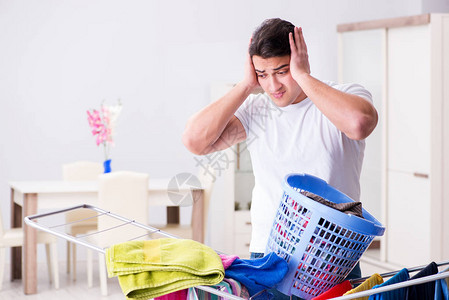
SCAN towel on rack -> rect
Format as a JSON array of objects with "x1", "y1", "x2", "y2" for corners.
[
  {"x1": 343, "y1": 273, "x2": 383, "y2": 300},
  {"x1": 368, "y1": 268, "x2": 409, "y2": 300},
  {"x1": 405, "y1": 261, "x2": 438, "y2": 300},
  {"x1": 311, "y1": 280, "x2": 352, "y2": 299},
  {"x1": 444, "y1": 266, "x2": 449, "y2": 291},
  {"x1": 105, "y1": 238, "x2": 225, "y2": 299},
  {"x1": 435, "y1": 275, "x2": 449, "y2": 300},
  {"x1": 225, "y1": 252, "x2": 289, "y2": 296}
]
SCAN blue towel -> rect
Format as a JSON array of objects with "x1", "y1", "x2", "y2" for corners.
[
  {"x1": 369, "y1": 268, "x2": 409, "y2": 300},
  {"x1": 225, "y1": 252, "x2": 289, "y2": 296},
  {"x1": 435, "y1": 277, "x2": 449, "y2": 300}
]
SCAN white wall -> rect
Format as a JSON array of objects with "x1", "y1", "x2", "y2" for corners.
[
  {"x1": 422, "y1": 0, "x2": 449, "y2": 13},
  {"x1": 1, "y1": 0, "x2": 447, "y2": 262}
]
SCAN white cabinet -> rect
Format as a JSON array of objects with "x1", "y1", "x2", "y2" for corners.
[
  {"x1": 233, "y1": 210, "x2": 252, "y2": 257},
  {"x1": 387, "y1": 25, "x2": 431, "y2": 174},
  {"x1": 338, "y1": 13, "x2": 449, "y2": 267}
]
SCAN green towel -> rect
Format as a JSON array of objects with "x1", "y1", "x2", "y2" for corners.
[{"x1": 105, "y1": 238, "x2": 225, "y2": 300}]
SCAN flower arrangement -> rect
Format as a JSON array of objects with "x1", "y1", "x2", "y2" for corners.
[{"x1": 87, "y1": 100, "x2": 122, "y2": 171}]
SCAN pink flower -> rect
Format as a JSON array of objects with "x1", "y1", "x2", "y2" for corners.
[{"x1": 87, "y1": 100, "x2": 122, "y2": 159}]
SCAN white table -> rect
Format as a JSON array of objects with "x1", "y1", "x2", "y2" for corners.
[{"x1": 9, "y1": 179, "x2": 204, "y2": 295}]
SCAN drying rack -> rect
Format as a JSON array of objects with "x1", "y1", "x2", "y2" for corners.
[
  {"x1": 24, "y1": 204, "x2": 449, "y2": 300},
  {"x1": 24, "y1": 204, "x2": 260, "y2": 300}
]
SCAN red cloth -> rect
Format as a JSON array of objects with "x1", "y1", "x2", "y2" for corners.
[
  {"x1": 154, "y1": 288, "x2": 187, "y2": 300},
  {"x1": 312, "y1": 280, "x2": 353, "y2": 300}
]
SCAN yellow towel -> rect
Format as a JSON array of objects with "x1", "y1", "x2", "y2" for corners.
[
  {"x1": 343, "y1": 273, "x2": 384, "y2": 300},
  {"x1": 105, "y1": 238, "x2": 225, "y2": 300}
]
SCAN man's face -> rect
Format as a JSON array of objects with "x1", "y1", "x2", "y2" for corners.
[{"x1": 252, "y1": 55, "x2": 307, "y2": 107}]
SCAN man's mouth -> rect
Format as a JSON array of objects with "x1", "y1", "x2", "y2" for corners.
[{"x1": 272, "y1": 91, "x2": 285, "y2": 99}]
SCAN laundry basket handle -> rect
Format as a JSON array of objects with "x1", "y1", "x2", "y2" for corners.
[{"x1": 286, "y1": 173, "x2": 328, "y2": 193}]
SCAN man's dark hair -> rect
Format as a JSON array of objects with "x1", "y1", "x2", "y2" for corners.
[{"x1": 249, "y1": 18, "x2": 295, "y2": 58}]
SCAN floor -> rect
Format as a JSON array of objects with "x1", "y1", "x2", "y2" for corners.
[
  {"x1": 1, "y1": 248, "x2": 394, "y2": 299},
  {"x1": 1, "y1": 260, "x2": 124, "y2": 300}
]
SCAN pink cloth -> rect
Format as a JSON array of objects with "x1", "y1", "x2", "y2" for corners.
[
  {"x1": 219, "y1": 254, "x2": 239, "y2": 270},
  {"x1": 155, "y1": 288, "x2": 187, "y2": 300}
]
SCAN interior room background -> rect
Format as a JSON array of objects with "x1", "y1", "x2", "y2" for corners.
[{"x1": 1, "y1": 0, "x2": 448, "y2": 263}]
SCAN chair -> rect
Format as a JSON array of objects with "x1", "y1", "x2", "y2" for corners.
[
  {"x1": 0, "y1": 208, "x2": 59, "y2": 290},
  {"x1": 62, "y1": 161, "x2": 103, "y2": 280},
  {"x1": 86, "y1": 171, "x2": 149, "y2": 296}
]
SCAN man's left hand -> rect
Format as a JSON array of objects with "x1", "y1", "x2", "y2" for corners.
[{"x1": 289, "y1": 27, "x2": 311, "y2": 82}]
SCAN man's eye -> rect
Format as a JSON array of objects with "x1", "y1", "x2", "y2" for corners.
[
  {"x1": 278, "y1": 70, "x2": 288, "y2": 75},
  {"x1": 258, "y1": 74, "x2": 267, "y2": 79}
]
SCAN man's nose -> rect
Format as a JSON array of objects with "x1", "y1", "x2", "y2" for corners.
[{"x1": 268, "y1": 76, "x2": 282, "y2": 92}]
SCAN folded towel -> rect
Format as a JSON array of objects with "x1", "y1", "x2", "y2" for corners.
[
  {"x1": 105, "y1": 238, "x2": 225, "y2": 300},
  {"x1": 225, "y1": 252, "x2": 289, "y2": 296}
]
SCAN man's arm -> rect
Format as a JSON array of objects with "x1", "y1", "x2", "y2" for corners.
[
  {"x1": 289, "y1": 27, "x2": 378, "y2": 140},
  {"x1": 182, "y1": 45, "x2": 259, "y2": 155}
]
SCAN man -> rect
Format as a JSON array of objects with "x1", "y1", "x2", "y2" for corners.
[{"x1": 182, "y1": 18, "x2": 377, "y2": 296}]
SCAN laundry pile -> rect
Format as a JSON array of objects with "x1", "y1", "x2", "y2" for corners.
[{"x1": 105, "y1": 238, "x2": 288, "y2": 300}]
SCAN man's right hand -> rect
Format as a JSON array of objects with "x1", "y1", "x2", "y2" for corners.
[{"x1": 241, "y1": 38, "x2": 260, "y2": 93}]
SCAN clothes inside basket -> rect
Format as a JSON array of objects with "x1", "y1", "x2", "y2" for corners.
[{"x1": 300, "y1": 191, "x2": 364, "y2": 218}]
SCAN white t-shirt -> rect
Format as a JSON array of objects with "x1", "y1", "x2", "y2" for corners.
[{"x1": 234, "y1": 81, "x2": 373, "y2": 253}]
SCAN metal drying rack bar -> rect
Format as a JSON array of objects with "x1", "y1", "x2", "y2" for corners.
[{"x1": 24, "y1": 204, "x2": 253, "y2": 300}]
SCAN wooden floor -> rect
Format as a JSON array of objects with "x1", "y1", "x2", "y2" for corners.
[{"x1": 1, "y1": 260, "x2": 125, "y2": 299}]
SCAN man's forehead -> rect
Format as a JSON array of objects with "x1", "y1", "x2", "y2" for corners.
[{"x1": 252, "y1": 55, "x2": 290, "y2": 72}]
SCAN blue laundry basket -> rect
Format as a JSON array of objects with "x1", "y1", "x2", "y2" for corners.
[{"x1": 265, "y1": 174, "x2": 385, "y2": 299}]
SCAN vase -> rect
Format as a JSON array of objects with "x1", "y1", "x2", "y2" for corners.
[{"x1": 103, "y1": 159, "x2": 112, "y2": 173}]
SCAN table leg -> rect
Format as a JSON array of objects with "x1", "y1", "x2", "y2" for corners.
[
  {"x1": 191, "y1": 190, "x2": 204, "y2": 243},
  {"x1": 24, "y1": 193, "x2": 38, "y2": 294},
  {"x1": 10, "y1": 188, "x2": 22, "y2": 280},
  {"x1": 166, "y1": 207, "x2": 180, "y2": 224}
]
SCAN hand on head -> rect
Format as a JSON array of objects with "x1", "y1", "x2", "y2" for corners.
[
  {"x1": 289, "y1": 27, "x2": 311, "y2": 81},
  {"x1": 242, "y1": 37, "x2": 261, "y2": 92}
]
